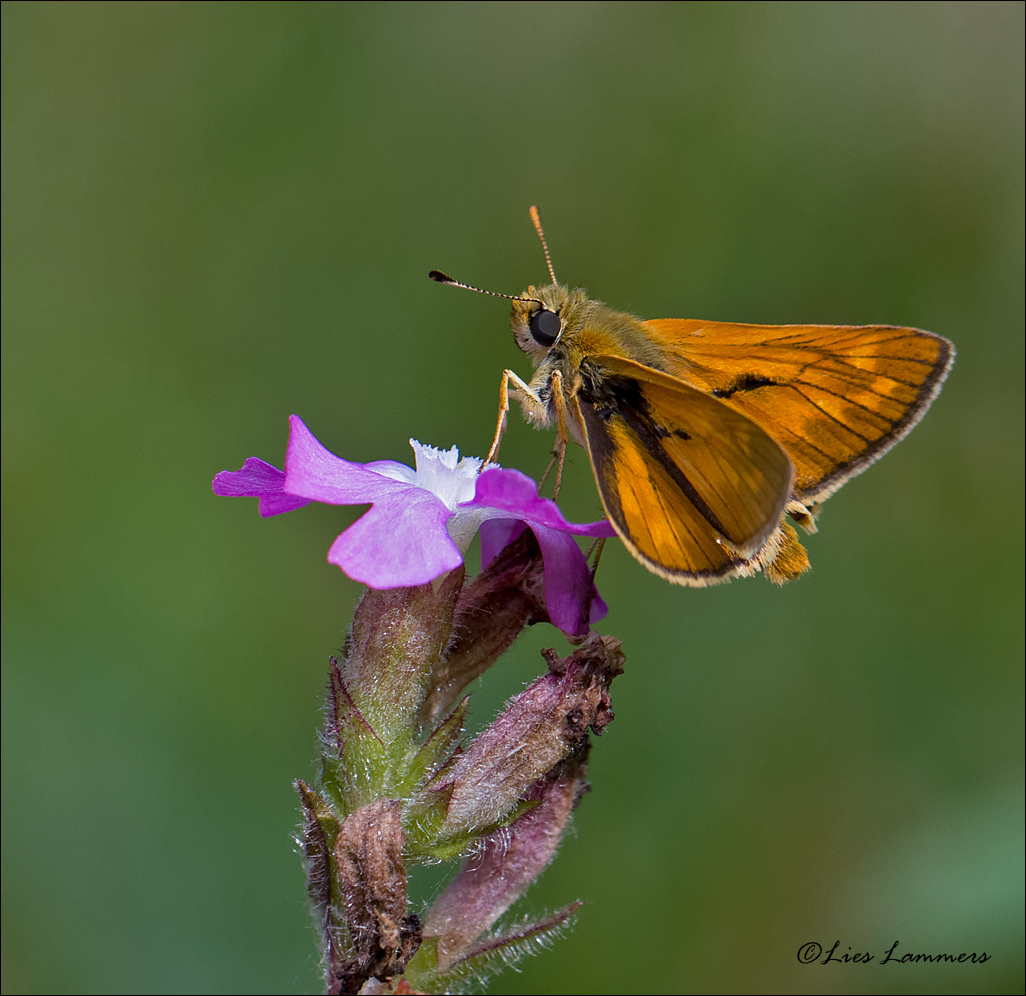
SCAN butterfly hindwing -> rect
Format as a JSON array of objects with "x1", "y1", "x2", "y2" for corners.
[
  {"x1": 574, "y1": 354, "x2": 794, "y2": 585},
  {"x1": 642, "y1": 320, "x2": 954, "y2": 502}
]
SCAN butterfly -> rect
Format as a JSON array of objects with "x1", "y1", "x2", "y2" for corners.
[{"x1": 431, "y1": 208, "x2": 954, "y2": 586}]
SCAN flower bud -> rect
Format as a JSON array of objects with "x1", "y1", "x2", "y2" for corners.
[
  {"x1": 429, "y1": 634, "x2": 624, "y2": 841},
  {"x1": 424, "y1": 747, "x2": 591, "y2": 969}
]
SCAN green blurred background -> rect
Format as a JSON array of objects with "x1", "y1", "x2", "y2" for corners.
[{"x1": 3, "y1": 3, "x2": 1022, "y2": 993}]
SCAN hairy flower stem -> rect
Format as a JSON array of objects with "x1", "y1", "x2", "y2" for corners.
[{"x1": 295, "y1": 534, "x2": 625, "y2": 994}]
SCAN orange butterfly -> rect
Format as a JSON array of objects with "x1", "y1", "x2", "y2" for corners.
[{"x1": 431, "y1": 208, "x2": 954, "y2": 586}]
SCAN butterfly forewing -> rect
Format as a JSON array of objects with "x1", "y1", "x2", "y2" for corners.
[
  {"x1": 575, "y1": 354, "x2": 793, "y2": 585},
  {"x1": 643, "y1": 320, "x2": 954, "y2": 502}
]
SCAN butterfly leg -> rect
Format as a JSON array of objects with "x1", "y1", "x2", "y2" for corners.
[
  {"x1": 537, "y1": 451, "x2": 559, "y2": 491},
  {"x1": 548, "y1": 368, "x2": 572, "y2": 498},
  {"x1": 484, "y1": 369, "x2": 546, "y2": 467}
]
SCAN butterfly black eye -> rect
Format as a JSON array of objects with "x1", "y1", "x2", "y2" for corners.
[{"x1": 529, "y1": 309, "x2": 561, "y2": 347}]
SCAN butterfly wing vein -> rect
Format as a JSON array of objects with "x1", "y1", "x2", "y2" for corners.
[{"x1": 642, "y1": 320, "x2": 954, "y2": 500}]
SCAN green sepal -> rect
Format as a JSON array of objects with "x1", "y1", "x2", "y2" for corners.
[
  {"x1": 295, "y1": 779, "x2": 342, "y2": 855},
  {"x1": 402, "y1": 781, "x2": 455, "y2": 857},
  {"x1": 398, "y1": 696, "x2": 468, "y2": 798},
  {"x1": 404, "y1": 904, "x2": 582, "y2": 993},
  {"x1": 401, "y1": 935, "x2": 442, "y2": 990},
  {"x1": 406, "y1": 796, "x2": 541, "y2": 862},
  {"x1": 295, "y1": 779, "x2": 354, "y2": 967},
  {"x1": 322, "y1": 661, "x2": 390, "y2": 810}
]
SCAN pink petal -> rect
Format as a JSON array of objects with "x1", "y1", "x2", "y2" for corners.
[
  {"x1": 479, "y1": 519, "x2": 528, "y2": 569},
  {"x1": 283, "y1": 415, "x2": 412, "y2": 505},
  {"x1": 466, "y1": 467, "x2": 615, "y2": 538},
  {"x1": 530, "y1": 524, "x2": 598, "y2": 637},
  {"x1": 327, "y1": 488, "x2": 461, "y2": 588},
  {"x1": 479, "y1": 519, "x2": 607, "y2": 637},
  {"x1": 211, "y1": 457, "x2": 312, "y2": 517}
]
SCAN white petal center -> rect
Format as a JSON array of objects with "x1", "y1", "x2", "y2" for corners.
[{"x1": 408, "y1": 439, "x2": 483, "y2": 511}]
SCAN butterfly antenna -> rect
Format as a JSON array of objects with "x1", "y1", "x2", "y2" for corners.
[
  {"x1": 429, "y1": 270, "x2": 543, "y2": 305},
  {"x1": 529, "y1": 206, "x2": 558, "y2": 286}
]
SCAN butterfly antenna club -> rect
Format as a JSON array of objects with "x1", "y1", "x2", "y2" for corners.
[{"x1": 428, "y1": 270, "x2": 543, "y2": 305}]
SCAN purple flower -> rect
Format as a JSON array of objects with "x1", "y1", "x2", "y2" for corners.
[{"x1": 213, "y1": 416, "x2": 615, "y2": 636}]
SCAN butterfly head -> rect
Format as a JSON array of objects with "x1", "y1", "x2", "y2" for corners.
[
  {"x1": 510, "y1": 206, "x2": 596, "y2": 363},
  {"x1": 430, "y1": 209, "x2": 600, "y2": 367},
  {"x1": 510, "y1": 283, "x2": 572, "y2": 359}
]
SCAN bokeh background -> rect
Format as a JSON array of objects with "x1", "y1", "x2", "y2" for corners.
[{"x1": 3, "y1": 3, "x2": 1023, "y2": 994}]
